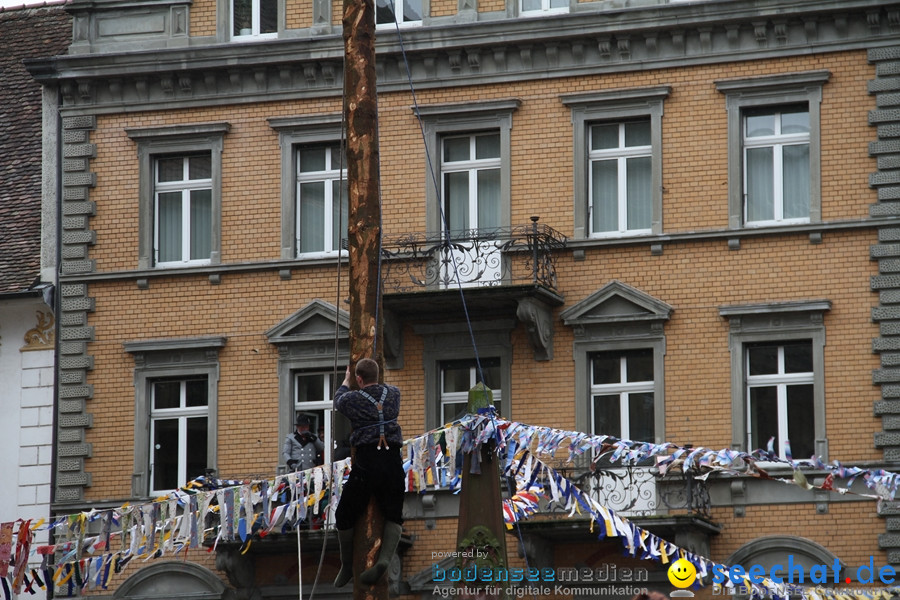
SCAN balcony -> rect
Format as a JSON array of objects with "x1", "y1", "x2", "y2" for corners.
[{"x1": 380, "y1": 219, "x2": 567, "y2": 362}]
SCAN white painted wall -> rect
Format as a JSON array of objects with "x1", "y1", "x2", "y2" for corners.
[{"x1": 0, "y1": 297, "x2": 54, "y2": 599}]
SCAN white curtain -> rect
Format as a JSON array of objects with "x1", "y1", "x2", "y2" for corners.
[
  {"x1": 591, "y1": 159, "x2": 618, "y2": 233},
  {"x1": 157, "y1": 192, "x2": 182, "y2": 263},
  {"x1": 300, "y1": 181, "x2": 325, "y2": 253},
  {"x1": 746, "y1": 147, "x2": 774, "y2": 222},
  {"x1": 626, "y1": 156, "x2": 651, "y2": 230},
  {"x1": 189, "y1": 189, "x2": 212, "y2": 260},
  {"x1": 783, "y1": 144, "x2": 809, "y2": 219}
]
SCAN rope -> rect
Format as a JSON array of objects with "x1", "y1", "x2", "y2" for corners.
[{"x1": 393, "y1": 17, "x2": 537, "y2": 596}]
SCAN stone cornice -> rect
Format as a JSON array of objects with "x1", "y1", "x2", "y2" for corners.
[{"x1": 25, "y1": 0, "x2": 900, "y2": 114}]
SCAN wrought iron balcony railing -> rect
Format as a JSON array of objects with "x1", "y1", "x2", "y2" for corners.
[{"x1": 380, "y1": 218, "x2": 567, "y2": 294}]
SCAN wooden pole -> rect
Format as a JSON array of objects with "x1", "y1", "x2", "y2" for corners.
[{"x1": 343, "y1": 0, "x2": 387, "y2": 599}]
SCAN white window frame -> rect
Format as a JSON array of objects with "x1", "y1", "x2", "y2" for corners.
[
  {"x1": 231, "y1": 0, "x2": 279, "y2": 40},
  {"x1": 296, "y1": 143, "x2": 348, "y2": 258},
  {"x1": 588, "y1": 121, "x2": 653, "y2": 237},
  {"x1": 742, "y1": 107, "x2": 811, "y2": 226},
  {"x1": 439, "y1": 358, "x2": 502, "y2": 424},
  {"x1": 745, "y1": 342, "x2": 814, "y2": 461},
  {"x1": 519, "y1": 0, "x2": 568, "y2": 16},
  {"x1": 441, "y1": 132, "x2": 502, "y2": 236},
  {"x1": 154, "y1": 155, "x2": 213, "y2": 267},
  {"x1": 590, "y1": 349, "x2": 655, "y2": 441},
  {"x1": 375, "y1": 0, "x2": 423, "y2": 28},
  {"x1": 561, "y1": 87, "x2": 669, "y2": 240},
  {"x1": 293, "y1": 371, "x2": 338, "y2": 466},
  {"x1": 716, "y1": 70, "x2": 830, "y2": 230},
  {"x1": 149, "y1": 378, "x2": 209, "y2": 495},
  {"x1": 720, "y1": 300, "x2": 830, "y2": 461}
]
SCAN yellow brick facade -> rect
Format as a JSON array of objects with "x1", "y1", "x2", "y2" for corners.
[{"x1": 39, "y1": 1, "x2": 900, "y2": 599}]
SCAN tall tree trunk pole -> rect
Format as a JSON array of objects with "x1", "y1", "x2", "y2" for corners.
[{"x1": 343, "y1": 1, "x2": 387, "y2": 599}]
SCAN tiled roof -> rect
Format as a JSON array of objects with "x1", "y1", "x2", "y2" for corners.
[{"x1": 0, "y1": 5, "x2": 70, "y2": 294}]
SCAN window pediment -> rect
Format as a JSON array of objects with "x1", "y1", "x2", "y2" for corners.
[
  {"x1": 561, "y1": 280, "x2": 672, "y2": 326},
  {"x1": 266, "y1": 299, "x2": 348, "y2": 344}
]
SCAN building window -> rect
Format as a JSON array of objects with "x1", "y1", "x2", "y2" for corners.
[
  {"x1": 590, "y1": 349, "x2": 654, "y2": 442},
  {"x1": 297, "y1": 143, "x2": 348, "y2": 256},
  {"x1": 561, "y1": 87, "x2": 670, "y2": 240},
  {"x1": 124, "y1": 336, "x2": 224, "y2": 498},
  {"x1": 127, "y1": 123, "x2": 228, "y2": 271},
  {"x1": 150, "y1": 377, "x2": 209, "y2": 494},
  {"x1": 154, "y1": 154, "x2": 213, "y2": 266},
  {"x1": 588, "y1": 120, "x2": 652, "y2": 236},
  {"x1": 561, "y1": 280, "x2": 672, "y2": 443},
  {"x1": 232, "y1": 0, "x2": 277, "y2": 39},
  {"x1": 416, "y1": 100, "x2": 519, "y2": 235},
  {"x1": 745, "y1": 341, "x2": 814, "y2": 460},
  {"x1": 268, "y1": 114, "x2": 348, "y2": 260},
  {"x1": 520, "y1": 0, "x2": 568, "y2": 15},
  {"x1": 440, "y1": 357, "x2": 502, "y2": 423},
  {"x1": 376, "y1": 0, "x2": 423, "y2": 27},
  {"x1": 720, "y1": 300, "x2": 830, "y2": 461},
  {"x1": 716, "y1": 70, "x2": 830, "y2": 230},
  {"x1": 743, "y1": 106, "x2": 810, "y2": 225},
  {"x1": 441, "y1": 132, "x2": 501, "y2": 238},
  {"x1": 294, "y1": 371, "x2": 338, "y2": 464}
]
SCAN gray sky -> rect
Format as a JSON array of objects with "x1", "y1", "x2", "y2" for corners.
[{"x1": 0, "y1": 0, "x2": 66, "y2": 9}]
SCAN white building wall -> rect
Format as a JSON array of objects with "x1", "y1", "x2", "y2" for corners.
[{"x1": 0, "y1": 298, "x2": 54, "y2": 600}]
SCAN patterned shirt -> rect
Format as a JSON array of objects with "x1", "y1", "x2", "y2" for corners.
[{"x1": 334, "y1": 383, "x2": 403, "y2": 447}]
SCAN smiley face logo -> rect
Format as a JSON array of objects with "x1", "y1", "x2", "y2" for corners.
[{"x1": 667, "y1": 558, "x2": 697, "y2": 589}]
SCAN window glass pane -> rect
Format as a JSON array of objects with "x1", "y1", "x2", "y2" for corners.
[
  {"x1": 153, "y1": 380, "x2": 182, "y2": 409},
  {"x1": 297, "y1": 374, "x2": 326, "y2": 403},
  {"x1": 593, "y1": 394, "x2": 620, "y2": 437},
  {"x1": 781, "y1": 109, "x2": 809, "y2": 135},
  {"x1": 158, "y1": 192, "x2": 182, "y2": 263},
  {"x1": 442, "y1": 401, "x2": 468, "y2": 423},
  {"x1": 591, "y1": 160, "x2": 618, "y2": 233},
  {"x1": 190, "y1": 189, "x2": 212, "y2": 260},
  {"x1": 233, "y1": 0, "x2": 252, "y2": 35},
  {"x1": 478, "y1": 358, "x2": 501, "y2": 390},
  {"x1": 443, "y1": 360, "x2": 473, "y2": 393},
  {"x1": 783, "y1": 341, "x2": 813, "y2": 373},
  {"x1": 748, "y1": 385, "x2": 778, "y2": 452},
  {"x1": 625, "y1": 349, "x2": 653, "y2": 382},
  {"x1": 522, "y1": 0, "x2": 541, "y2": 9},
  {"x1": 591, "y1": 353, "x2": 620, "y2": 385},
  {"x1": 330, "y1": 145, "x2": 345, "y2": 170},
  {"x1": 624, "y1": 120, "x2": 650, "y2": 147},
  {"x1": 185, "y1": 379, "x2": 208, "y2": 407},
  {"x1": 444, "y1": 171, "x2": 469, "y2": 233},
  {"x1": 590, "y1": 124, "x2": 619, "y2": 150},
  {"x1": 403, "y1": 0, "x2": 422, "y2": 22},
  {"x1": 626, "y1": 156, "x2": 651, "y2": 230},
  {"x1": 783, "y1": 143, "x2": 810, "y2": 219},
  {"x1": 628, "y1": 392, "x2": 654, "y2": 441},
  {"x1": 748, "y1": 344, "x2": 778, "y2": 375},
  {"x1": 745, "y1": 111, "x2": 775, "y2": 138},
  {"x1": 152, "y1": 418, "x2": 179, "y2": 491},
  {"x1": 300, "y1": 182, "x2": 325, "y2": 253},
  {"x1": 186, "y1": 417, "x2": 208, "y2": 480},
  {"x1": 786, "y1": 384, "x2": 814, "y2": 459},
  {"x1": 157, "y1": 157, "x2": 184, "y2": 183},
  {"x1": 260, "y1": 0, "x2": 278, "y2": 33},
  {"x1": 300, "y1": 146, "x2": 328, "y2": 173},
  {"x1": 375, "y1": 0, "x2": 395, "y2": 23},
  {"x1": 333, "y1": 180, "x2": 349, "y2": 251},
  {"x1": 443, "y1": 137, "x2": 470, "y2": 163},
  {"x1": 746, "y1": 146, "x2": 774, "y2": 222},
  {"x1": 475, "y1": 134, "x2": 500, "y2": 160},
  {"x1": 550, "y1": 0, "x2": 567, "y2": 7},
  {"x1": 477, "y1": 169, "x2": 501, "y2": 230},
  {"x1": 189, "y1": 155, "x2": 211, "y2": 180}
]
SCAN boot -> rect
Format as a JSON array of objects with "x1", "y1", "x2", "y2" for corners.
[
  {"x1": 333, "y1": 528, "x2": 355, "y2": 588},
  {"x1": 359, "y1": 522, "x2": 403, "y2": 585}
]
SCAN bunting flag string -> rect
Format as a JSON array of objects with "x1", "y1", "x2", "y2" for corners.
[{"x1": 6, "y1": 414, "x2": 900, "y2": 599}]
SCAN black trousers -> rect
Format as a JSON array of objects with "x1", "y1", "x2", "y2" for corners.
[{"x1": 335, "y1": 444, "x2": 405, "y2": 529}]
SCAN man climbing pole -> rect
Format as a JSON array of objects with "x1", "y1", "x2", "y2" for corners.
[{"x1": 332, "y1": 358, "x2": 405, "y2": 588}]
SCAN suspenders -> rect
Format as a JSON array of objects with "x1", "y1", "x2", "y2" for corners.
[{"x1": 359, "y1": 387, "x2": 390, "y2": 450}]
